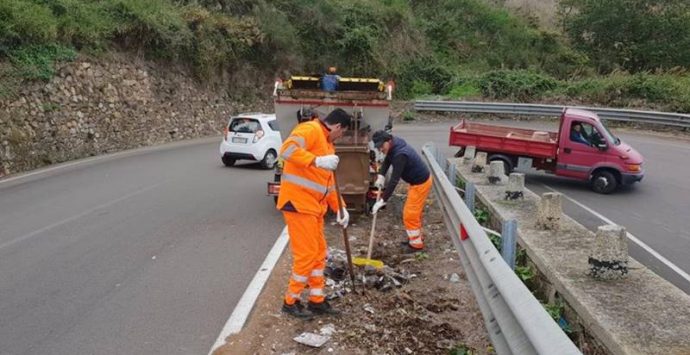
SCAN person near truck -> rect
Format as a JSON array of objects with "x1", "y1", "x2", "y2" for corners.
[
  {"x1": 321, "y1": 66, "x2": 341, "y2": 92},
  {"x1": 276, "y1": 108, "x2": 352, "y2": 319},
  {"x1": 371, "y1": 130, "x2": 433, "y2": 251},
  {"x1": 570, "y1": 123, "x2": 591, "y2": 146}
]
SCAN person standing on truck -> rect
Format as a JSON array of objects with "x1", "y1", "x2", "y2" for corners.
[
  {"x1": 371, "y1": 130, "x2": 433, "y2": 251},
  {"x1": 321, "y1": 66, "x2": 341, "y2": 92},
  {"x1": 570, "y1": 123, "x2": 591, "y2": 146},
  {"x1": 276, "y1": 108, "x2": 352, "y2": 319}
]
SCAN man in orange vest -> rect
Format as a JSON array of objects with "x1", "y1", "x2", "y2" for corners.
[{"x1": 277, "y1": 108, "x2": 351, "y2": 319}]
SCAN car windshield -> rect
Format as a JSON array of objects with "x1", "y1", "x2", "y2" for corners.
[
  {"x1": 599, "y1": 120, "x2": 620, "y2": 145},
  {"x1": 229, "y1": 118, "x2": 260, "y2": 133}
]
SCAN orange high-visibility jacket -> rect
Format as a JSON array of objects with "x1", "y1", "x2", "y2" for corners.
[{"x1": 277, "y1": 120, "x2": 343, "y2": 216}]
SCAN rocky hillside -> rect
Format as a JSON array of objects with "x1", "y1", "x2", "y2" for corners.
[{"x1": 0, "y1": 54, "x2": 270, "y2": 177}]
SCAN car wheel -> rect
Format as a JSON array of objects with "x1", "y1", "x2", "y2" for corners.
[
  {"x1": 591, "y1": 170, "x2": 617, "y2": 194},
  {"x1": 222, "y1": 156, "x2": 236, "y2": 167},
  {"x1": 260, "y1": 149, "x2": 277, "y2": 170}
]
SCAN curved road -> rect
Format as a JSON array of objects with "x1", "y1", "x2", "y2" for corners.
[
  {"x1": 0, "y1": 139, "x2": 284, "y2": 354},
  {"x1": 1, "y1": 121, "x2": 689, "y2": 354}
]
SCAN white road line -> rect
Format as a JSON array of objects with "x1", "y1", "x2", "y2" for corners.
[
  {"x1": 208, "y1": 226, "x2": 289, "y2": 355},
  {"x1": 0, "y1": 182, "x2": 162, "y2": 251},
  {"x1": 540, "y1": 183, "x2": 690, "y2": 286}
]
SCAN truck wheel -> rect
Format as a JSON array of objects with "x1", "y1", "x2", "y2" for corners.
[
  {"x1": 591, "y1": 170, "x2": 617, "y2": 194},
  {"x1": 260, "y1": 150, "x2": 277, "y2": 170},
  {"x1": 222, "y1": 156, "x2": 236, "y2": 167}
]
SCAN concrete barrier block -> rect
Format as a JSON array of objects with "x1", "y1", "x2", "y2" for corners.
[
  {"x1": 537, "y1": 192, "x2": 561, "y2": 230},
  {"x1": 589, "y1": 225, "x2": 629, "y2": 280},
  {"x1": 487, "y1": 160, "x2": 505, "y2": 184},
  {"x1": 505, "y1": 173, "x2": 525, "y2": 200},
  {"x1": 462, "y1": 146, "x2": 476, "y2": 165},
  {"x1": 471, "y1": 151, "x2": 487, "y2": 172}
]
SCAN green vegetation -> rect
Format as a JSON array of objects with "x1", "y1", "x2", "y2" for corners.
[{"x1": 1, "y1": 0, "x2": 689, "y2": 111}]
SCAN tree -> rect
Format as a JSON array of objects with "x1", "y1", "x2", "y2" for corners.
[{"x1": 560, "y1": 0, "x2": 690, "y2": 73}]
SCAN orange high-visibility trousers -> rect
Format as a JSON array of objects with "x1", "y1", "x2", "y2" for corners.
[
  {"x1": 283, "y1": 211, "x2": 327, "y2": 305},
  {"x1": 403, "y1": 176, "x2": 433, "y2": 249}
]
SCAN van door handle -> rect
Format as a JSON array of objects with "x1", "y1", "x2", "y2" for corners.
[{"x1": 564, "y1": 148, "x2": 572, "y2": 154}]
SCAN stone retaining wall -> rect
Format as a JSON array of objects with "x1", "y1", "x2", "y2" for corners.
[{"x1": 0, "y1": 54, "x2": 271, "y2": 177}]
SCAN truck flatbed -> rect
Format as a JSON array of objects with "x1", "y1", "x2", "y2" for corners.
[{"x1": 449, "y1": 120, "x2": 558, "y2": 159}]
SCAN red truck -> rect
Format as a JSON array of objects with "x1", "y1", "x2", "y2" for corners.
[{"x1": 449, "y1": 108, "x2": 644, "y2": 194}]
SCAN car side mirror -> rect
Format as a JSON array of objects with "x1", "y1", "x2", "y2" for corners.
[{"x1": 596, "y1": 143, "x2": 608, "y2": 151}]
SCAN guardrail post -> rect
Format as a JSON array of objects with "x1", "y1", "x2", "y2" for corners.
[
  {"x1": 464, "y1": 182, "x2": 475, "y2": 213},
  {"x1": 501, "y1": 219, "x2": 517, "y2": 270},
  {"x1": 447, "y1": 161, "x2": 457, "y2": 186}
]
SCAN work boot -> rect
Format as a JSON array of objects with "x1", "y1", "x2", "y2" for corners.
[
  {"x1": 399, "y1": 241, "x2": 424, "y2": 253},
  {"x1": 282, "y1": 300, "x2": 314, "y2": 320},
  {"x1": 307, "y1": 300, "x2": 341, "y2": 316}
]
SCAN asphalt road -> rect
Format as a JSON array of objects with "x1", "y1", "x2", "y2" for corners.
[
  {"x1": 0, "y1": 139, "x2": 284, "y2": 355},
  {"x1": 1, "y1": 120, "x2": 689, "y2": 354},
  {"x1": 396, "y1": 120, "x2": 690, "y2": 293}
]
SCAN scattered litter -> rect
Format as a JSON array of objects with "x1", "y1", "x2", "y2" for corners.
[
  {"x1": 450, "y1": 273, "x2": 461, "y2": 283},
  {"x1": 293, "y1": 332, "x2": 330, "y2": 348},
  {"x1": 363, "y1": 304, "x2": 375, "y2": 314},
  {"x1": 151, "y1": 256, "x2": 156, "y2": 260},
  {"x1": 328, "y1": 348, "x2": 334, "y2": 353},
  {"x1": 405, "y1": 347, "x2": 413, "y2": 354},
  {"x1": 320, "y1": 324, "x2": 336, "y2": 336}
]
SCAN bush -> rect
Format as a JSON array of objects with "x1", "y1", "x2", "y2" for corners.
[
  {"x1": 479, "y1": 70, "x2": 558, "y2": 101},
  {"x1": 8, "y1": 44, "x2": 76, "y2": 81},
  {"x1": 563, "y1": 72, "x2": 690, "y2": 111}
]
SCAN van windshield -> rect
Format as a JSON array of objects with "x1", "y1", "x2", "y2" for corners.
[
  {"x1": 229, "y1": 118, "x2": 260, "y2": 133},
  {"x1": 600, "y1": 121, "x2": 620, "y2": 145}
]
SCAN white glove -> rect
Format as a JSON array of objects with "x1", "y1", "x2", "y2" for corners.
[
  {"x1": 315, "y1": 155, "x2": 339, "y2": 171},
  {"x1": 371, "y1": 199, "x2": 387, "y2": 214},
  {"x1": 374, "y1": 174, "x2": 385, "y2": 189},
  {"x1": 336, "y1": 208, "x2": 349, "y2": 228}
]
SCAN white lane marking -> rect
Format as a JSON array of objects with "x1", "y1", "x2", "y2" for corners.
[
  {"x1": 0, "y1": 182, "x2": 162, "y2": 251},
  {"x1": 208, "y1": 226, "x2": 289, "y2": 355},
  {"x1": 540, "y1": 183, "x2": 690, "y2": 286},
  {"x1": 0, "y1": 137, "x2": 217, "y2": 186}
]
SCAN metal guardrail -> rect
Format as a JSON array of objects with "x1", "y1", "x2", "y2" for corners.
[
  {"x1": 422, "y1": 143, "x2": 581, "y2": 355},
  {"x1": 415, "y1": 100, "x2": 690, "y2": 128}
]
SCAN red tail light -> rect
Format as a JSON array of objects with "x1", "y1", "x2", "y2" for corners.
[{"x1": 223, "y1": 126, "x2": 229, "y2": 141}]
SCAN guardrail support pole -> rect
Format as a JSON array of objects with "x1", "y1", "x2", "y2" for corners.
[
  {"x1": 465, "y1": 182, "x2": 475, "y2": 213},
  {"x1": 447, "y1": 161, "x2": 457, "y2": 186},
  {"x1": 501, "y1": 219, "x2": 518, "y2": 270}
]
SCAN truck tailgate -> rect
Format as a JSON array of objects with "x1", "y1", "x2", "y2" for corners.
[{"x1": 449, "y1": 121, "x2": 558, "y2": 159}]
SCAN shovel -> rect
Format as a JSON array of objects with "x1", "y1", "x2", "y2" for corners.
[
  {"x1": 352, "y1": 187, "x2": 385, "y2": 269},
  {"x1": 333, "y1": 174, "x2": 357, "y2": 291}
]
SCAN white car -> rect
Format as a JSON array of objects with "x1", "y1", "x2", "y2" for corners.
[{"x1": 219, "y1": 113, "x2": 282, "y2": 169}]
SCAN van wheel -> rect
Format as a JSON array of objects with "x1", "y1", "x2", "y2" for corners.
[
  {"x1": 260, "y1": 150, "x2": 277, "y2": 169},
  {"x1": 591, "y1": 170, "x2": 617, "y2": 194},
  {"x1": 222, "y1": 156, "x2": 236, "y2": 167}
]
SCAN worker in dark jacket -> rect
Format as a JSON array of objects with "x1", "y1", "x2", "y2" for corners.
[{"x1": 371, "y1": 131, "x2": 432, "y2": 251}]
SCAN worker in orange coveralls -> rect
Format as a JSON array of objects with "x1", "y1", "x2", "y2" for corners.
[
  {"x1": 276, "y1": 108, "x2": 352, "y2": 319},
  {"x1": 371, "y1": 130, "x2": 432, "y2": 251}
]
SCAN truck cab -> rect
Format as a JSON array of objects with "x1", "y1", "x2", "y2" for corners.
[{"x1": 555, "y1": 109, "x2": 644, "y2": 193}]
